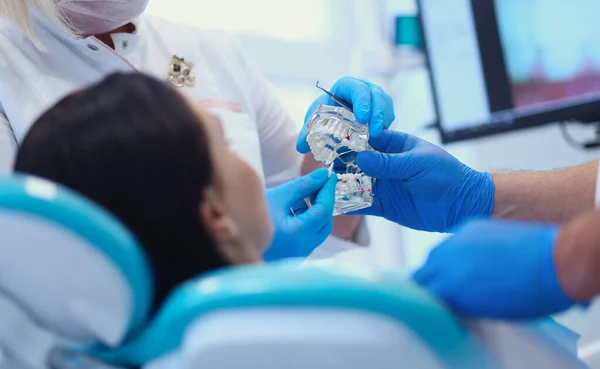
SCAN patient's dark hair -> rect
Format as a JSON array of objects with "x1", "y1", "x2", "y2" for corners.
[{"x1": 14, "y1": 73, "x2": 229, "y2": 311}]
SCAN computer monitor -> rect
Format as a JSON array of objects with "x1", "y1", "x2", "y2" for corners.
[{"x1": 418, "y1": 0, "x2": 600, "y2": 143}]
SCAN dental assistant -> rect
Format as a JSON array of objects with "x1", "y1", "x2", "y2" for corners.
[
  {"x1": 315, "y1": 128, "x2": 598, "y2": 319},
  {"x1": 0, "y1": 0, "x2": 391, "y2": 258}
]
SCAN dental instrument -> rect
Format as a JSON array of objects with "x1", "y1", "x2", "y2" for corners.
[{"x1": 315, "y1": 81, "x2": 353, "y2": 111}]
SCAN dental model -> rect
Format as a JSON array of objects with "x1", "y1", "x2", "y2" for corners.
[
  {"x1": 306, "y1": 104, "x2": 374, "y2": 216},
  {"x1": 306, "y1": 107, "x2": 369, "y2": 166}
]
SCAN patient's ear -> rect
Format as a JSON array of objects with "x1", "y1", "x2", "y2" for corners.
[
  {"x1": 199, "y1": 187, "x2": 250, "y2": 264},
  {"x1": 200, "y1": 188, "x2": 240, "y2": 245}
]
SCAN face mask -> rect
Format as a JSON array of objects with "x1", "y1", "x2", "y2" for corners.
[{"x1": 58, "y1": 0, "x2": 149, "y2": 35}]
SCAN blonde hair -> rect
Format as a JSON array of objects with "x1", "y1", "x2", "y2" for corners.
[{"x1": 0, "y1": 0, "x2": 76, "y2": 48}]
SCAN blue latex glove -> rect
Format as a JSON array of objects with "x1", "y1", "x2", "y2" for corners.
[
  {"x1": 413, "y1": 219, "x2": 575, "y2": 319},
  {"x1": 352, "y1": 130, "x2": 494, "y2": 233},
  {"x1": 297, "y1": 77, "x2": 395, "y2": 154},
  {"x1": 263, "y1": 168, "x2": 337, "y2": 261}
]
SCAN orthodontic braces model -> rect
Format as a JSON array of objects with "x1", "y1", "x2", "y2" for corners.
[{"x1": 306, "y1": 82, "x2": 375, "y2": 216}]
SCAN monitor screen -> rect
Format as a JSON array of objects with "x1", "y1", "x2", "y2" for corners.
[{"x1": 418, "y1": 0, "x2": 600, "y2": 143}]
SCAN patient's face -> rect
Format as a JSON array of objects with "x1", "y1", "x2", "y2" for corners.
[{"x1": 191, "y1": 103, "x2": 274, "y2": 257}]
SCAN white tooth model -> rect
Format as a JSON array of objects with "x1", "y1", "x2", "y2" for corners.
[{"x1": 306, "y1": 104, "x2": 374, "y2": 216}]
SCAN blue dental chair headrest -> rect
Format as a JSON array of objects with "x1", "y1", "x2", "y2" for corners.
[
  {"x1": 0, "y1": 175, "x2": 152, "y2": 359},
  {"x1": 101, "y1": 262, "x2": 496, "y2": 369}
]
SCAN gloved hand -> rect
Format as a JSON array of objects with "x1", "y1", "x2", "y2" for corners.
[
  {"x1": 412, "y1": 219, "x2": 575, "y2": 319},
  {"x1": 352, "y1": 130, "x2": 494, "y2": 233},
  {"x1": 297, "y1": 77, "x2": 395, "y2": 154},
  {"x1": 263, "y1": 168, "x2": 337, "y2": 261}
]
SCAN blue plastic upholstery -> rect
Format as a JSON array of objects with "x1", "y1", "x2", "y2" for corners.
[
  {"x1": 0, "y1": 175, "x2": 153, "y2": 335},
  {"x1": 102, "y1": 261, "x2": 497, "y2": 369}
]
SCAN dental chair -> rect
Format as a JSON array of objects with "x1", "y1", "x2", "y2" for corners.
[
  {"x1": 0, "y1": 176, "x2": 589, "y2": 369},
  {"x1": 0, "y1": 175, "x2": 153, "y2": 369}
]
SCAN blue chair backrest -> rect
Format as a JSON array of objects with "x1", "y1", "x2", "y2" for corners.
[
  {"x1": 101, "y1": 261, "x2": 496, "y2": 368},
  {"x1": 0, "y1": 175, "x2": 153, "y2": 344}
]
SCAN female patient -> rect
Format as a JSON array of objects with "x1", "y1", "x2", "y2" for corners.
[{"x1": 14, "y1": 73, "x2": 336, "y2": 310}]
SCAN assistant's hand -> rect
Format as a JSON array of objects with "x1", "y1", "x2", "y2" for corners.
[
  {"x1": 263, "y1": 168, "x2": 337, "y2": 261},
  {"x1": 352, "y1": 130, "x2": 494, "y2": 233},
  {"x1": 297, "y1": 77, "x2": 395, "y2": 154},
  {"x1": 413, "y1": 219, "x2": 574, "y2": 319}
]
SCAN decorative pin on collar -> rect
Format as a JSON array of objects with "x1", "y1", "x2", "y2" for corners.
[{"x1": 167, "y1": 55, "x2": 196, "y2": 87}]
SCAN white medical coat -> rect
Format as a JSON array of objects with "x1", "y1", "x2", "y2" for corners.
[{"x1": 0, "y1": 13, "x2": 366, "y2": 255}]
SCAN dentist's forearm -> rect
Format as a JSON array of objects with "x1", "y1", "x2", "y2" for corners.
[
  {"x1": 491, "y1": 160, "x2": 598, "y2": 223},
  {"x1": 555, "y1": 209, "x2": 600, "y2": 302}
]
